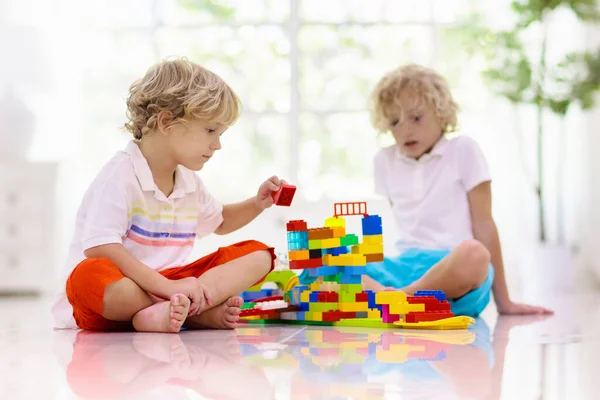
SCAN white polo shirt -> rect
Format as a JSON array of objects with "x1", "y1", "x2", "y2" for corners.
[
  {"x1": 52, "y1": 141, "x2": 224, "y2": 329},
  {"x1": 374, "y1": 135, "x2": 491, "y2": 253}
]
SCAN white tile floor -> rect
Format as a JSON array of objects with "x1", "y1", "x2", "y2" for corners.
[{"x1": 0, "y1": 292, "x2": 598, "y2": 400}]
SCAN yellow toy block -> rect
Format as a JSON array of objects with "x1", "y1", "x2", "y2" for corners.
[
  {"x1": 352, "y1": 243, "x2": 384, "y2": 255},
  {"x1": 375, "y1": 291, "x2": 407, "y2": 305},
  {"x1": 389, "y1": 302, "x2": 425, "y2": 314},
  {"x1": 368, "y1": 309, "x2": 381, "y2": 319},
  {"x1": 310, "y1": 282, "x2": 322, "y2": 291},
  {"x1": 323, "y1": 254, "x2": 366, "y2": 266},
  {"x1": 320, "y1": 237, "x2": 341, "y2": 249},
  {"x1": 363, "y1": 234, "x2": 383, "y2": 244},
  {"x1": 288, "y1": 250, "x2": 309, "y2": 260},
  {"x1": 339, "y1": 302, "x2": 369, "y2": 312},
  {"x1": 308, "y1": 239, "x2": 322, "y2": 249},
  {"x1": 312, "y1": 312, "x2": 323, "y2": 321},
  {"x1": 300, "y1": 291, "x2": 311, "y2": 303},
  {"x1": 325, "y1": 216, "x2": 346, "y2": 228},
  {"x1": 332, "y1": 226, "x2": 346, "y2": 238}
]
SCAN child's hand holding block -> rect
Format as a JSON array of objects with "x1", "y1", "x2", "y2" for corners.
[{"x1": 272, "y1": 184, "x2": 296, "y2": 206}]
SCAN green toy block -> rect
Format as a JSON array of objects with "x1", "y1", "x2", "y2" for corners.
[
  {"x1": 339, "y1": 291, "x2": 356, "y2": 303},
  {"x1": 340, "y1": 283, "x2": 362, "y2": 294},
  {"x1": 340, "y1": 234, "x2": 359, "y2": 247},
  {"x1": 324, "y1": 273, "x2": 342, "y2": 282},
  {"x1": 308, "y1": 239, "x2": 322, "y2": 249},
  {"x1": 309, "y1": 302, "x2": 339, "y2": 312}
]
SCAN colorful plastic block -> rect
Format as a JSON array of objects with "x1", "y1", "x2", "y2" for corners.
[
  {"x1": 272, "y1": 184, "x2": 296, "y2": 206},
  {"x1": 324, "y1": 246, "x2": 349, "y2": 256},
  {"x1": 324, "y1": 216, "x2": 346, "y2": 228},
  {"x1": 361, "y1": 215, "x2": 383, "y2": 235},
  {"x1": 321, "y1": 237, "x2": 342, "y2": 249},
  {"x1": 308, "y1": 227, "x2": 334, "y2": 240},
  {"x1": 340, "y1": 234, "x2": 359, "y2": 247},
  {"x1": 363, "y1": 234, "x2": 383, "y2": 244},
  {"x1": 308, "y1": 239, "x2": 322, "y2": 249},
  {"x1": 366, "y1": 253, "x2": 384, "y2": 262},
  {"x1": 352, "y1": 243, "x2": 384, "y2": 255},
  {"x1": 309, "y1": 248, "x2": 323, "y2": 259},
  {"x1": 414, "y1": 290, "x2": 447, "y2": 302},
  {"x1": 289, "y1": 258, "x2": 322, "y2": 270},
  {"x1": 286, "y1": 220, "x2": 307, "y2": 232},
  {"x1": 288, "y1": 250, "x2": 309, "y2": 260}
]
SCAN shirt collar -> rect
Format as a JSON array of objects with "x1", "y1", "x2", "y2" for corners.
[
  {"x1": 395, "y1": 135, "x2": 449, "y2": 163},
  {"x1": 125, "y1": 141, "x2": 196, "y2": 199}
]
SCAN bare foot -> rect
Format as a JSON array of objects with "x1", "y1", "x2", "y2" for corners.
[
  {"x1": 132, "y1": 294, "x2": 190, "y2": 333},
  {"x1": 186, "y1": 296, "x2": 243, "y2": 329}
]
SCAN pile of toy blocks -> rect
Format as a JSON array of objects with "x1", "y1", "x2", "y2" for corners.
[
  {"x1": 375, "y1": 290, "x2": 454, "y2": 323},
  {"x1": 282, "y1": 207, "x2": 385, "y2": 323},
  {"x1": 240, "y1": 202, "x2": 460, "y2": 328}
]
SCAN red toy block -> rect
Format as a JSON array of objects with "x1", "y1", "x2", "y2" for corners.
[
  {"x1": 328, "y1": 292, "x2": 339, "y2": 302},
  {"x1": 322, "y1": 310, "x2": 342, "y2": 322},
  {"x1": 240, "y1": 308, "x2": 279, "y2": 317},
  {"x1": 289, "y1": 258, "x2": 323, "y2": 270},
  {"x1": 272, "y1": 184, "x2": 296, "y2": 206},
  {"x1": 286, "y1": 220, "x2": 307, "y2": 232},
  {"x1": 355, "y1": 292, "x2": 369, "y2": 302},
  {"x1": 317, "y1": 292, "x2": 329, "y2": 302}
]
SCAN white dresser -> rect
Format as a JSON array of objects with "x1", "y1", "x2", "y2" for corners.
[{"x1": 0, "y1": 162, "x2": 57, "y2": 295}]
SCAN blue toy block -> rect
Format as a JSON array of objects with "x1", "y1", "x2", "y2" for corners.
[
  {"x1": 414, "y1": 290, "x2": 446, "y2": 301},
  {"x1": 309, "y1": 292, "x2": 320, "y2": 302},
  {"x1": 241, "y1": 288, "x2": 278, "y2": 302},
  {"x1": 340, "y1": 274, "x2": 362, "y2": 284},
  {"x1": 323, "y1": 246, "x2": 349, "y2": 256},
  {"x1": 312, "y1": 265, "x2": 341, "y2": 276},
  {"x1": 299, "y1": 303, "x2": 309, "y2": 311},
  {"x1": 366, "y1": 290, "x2": 377, "y2": 309},
  {"x1": 296, "y1": 312, "x2": 306, "y2": 320},
  {"x1": 344, "y1": 266, "x2": 367, "y2": 276},
  {"x1": 287, "y1": 231, "x2": 308, "y2": 250},
  {"x1": 361, "y1": 215, "x2": 383, "y2": 235}
]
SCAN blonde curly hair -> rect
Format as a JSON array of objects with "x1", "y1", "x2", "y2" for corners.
[
  {"x1": 369, "y1": 64, "x2": 459, "y2": 134},
  {"x1": 124, "y1": 57, "x2": 241, "y2": 139}
]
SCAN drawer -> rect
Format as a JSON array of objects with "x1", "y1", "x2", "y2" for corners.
[
  {"x1": 0, "y1": 249, "x2": 50, "y2": 291},
  {"x1": 0, "y1": 214, "x2": 50, "y2": 244},
  {"x1": 0, "y1": 185, "x2": 55, "y2": 215}
]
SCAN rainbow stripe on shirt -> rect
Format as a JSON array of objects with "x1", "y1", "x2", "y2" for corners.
[{"x1": 125, "y1": 204, "x2": 198, "y2": 247}]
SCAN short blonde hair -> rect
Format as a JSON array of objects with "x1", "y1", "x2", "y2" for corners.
[
  {"x1": 369, "y1": 64, "x2": 459, "y2": 134},
  {"x1": 124, "y1": 57, "x2": 241, "y2": 139}
]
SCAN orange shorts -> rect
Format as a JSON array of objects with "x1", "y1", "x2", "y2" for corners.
[{"x1": 65, "y1": 240, "x2": 275, "y2": 331}]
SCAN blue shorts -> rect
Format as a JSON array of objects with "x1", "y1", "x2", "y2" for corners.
[{"x1": 365, "y1": 248, "x2": 494, "y2": 317}]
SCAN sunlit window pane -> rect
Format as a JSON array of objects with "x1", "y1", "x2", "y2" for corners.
[
  {"x1": 298, "y1": 112, "x2": 378, "y2": 201},
  {"x1": 159, "y1": 0, "x2": 289, "y2": 24},
  {"x1": 155, "y1": 26, "x2": 290, "y2": 113},
  {"x1": 299, "y1": 25, "x2": 435, "y2": 111}
]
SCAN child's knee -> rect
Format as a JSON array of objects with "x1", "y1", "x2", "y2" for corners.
[
  {"x1": 455, "y1": 240, "x2": 490, "y2": 286},
  {"x1": 247, "y1": 249, "x2": 274, "y2": 276}
]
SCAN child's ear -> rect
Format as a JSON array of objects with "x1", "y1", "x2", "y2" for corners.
[{"x1": 157, "y1": 111, "x2": 174, "y2": 135}]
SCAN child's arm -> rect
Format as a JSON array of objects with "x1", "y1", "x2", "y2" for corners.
[
  {"x1": 84, "y1": 244, "x2": 211, "y2": 314},
  {"x1": 467, "y1": 182, "x2": 552, "y2": 315},
  {"x1": 214, "y1": 176, "x2": 285, "y2": 235}
]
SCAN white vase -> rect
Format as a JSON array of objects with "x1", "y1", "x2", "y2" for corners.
[{"x1": 0, "y1": 88, "x2": 35, "y2": 160}]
